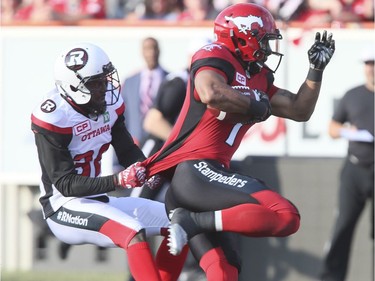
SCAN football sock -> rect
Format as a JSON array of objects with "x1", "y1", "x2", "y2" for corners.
[
  {"x1": 190, "y1": 201, "x2": 299, "y2": 237},
  {"x1": 199, "y1": 247, "x2": 238, "y2": 281},
  {"x1": 156, "y1": 237, "x2": 189, "y2": 281},
  {"x1": 127, "y1": 241, "x2": 161, "y2": 281},
  {"x1": 191, "y1": 210, "x2": 215, "y2": 233},
  {"x1": 171, "y1": 208, "x2": 210, "y2": 238}
]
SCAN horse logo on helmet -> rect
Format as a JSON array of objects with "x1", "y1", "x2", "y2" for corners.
[{"x1": 224, "y1": 15, "x2": 264, "y2": 35}]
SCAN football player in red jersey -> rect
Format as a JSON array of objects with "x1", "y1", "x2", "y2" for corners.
[
  {"x1": 126, "y1": 3, "x2": 335, "y2": 281},
  {"x1": 31, "y1": 43, "x2": 187, "y2": 281}
]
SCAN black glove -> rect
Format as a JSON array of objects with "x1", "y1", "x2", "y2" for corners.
[
  {"x1": 247, "y1": 90, "x2": 272, "y2": 123},
  {"x1": 143, "y1": 174, "x2": 164, "y2": 190},
  {"x1": 308, "y1": 30, "x2": 335, "y2": 71}
]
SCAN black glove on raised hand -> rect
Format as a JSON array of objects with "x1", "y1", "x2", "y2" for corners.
[{"x1": 307, "y1": 30, "x2": 335, "y2": 81}]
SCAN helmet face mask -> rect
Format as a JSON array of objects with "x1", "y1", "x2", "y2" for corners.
[
  {"x1": 54, "y1": 43, "x2": 121, "y2": 116},
  {"x1": 214, "y1": 3, "x2": 283, "y2": 74}
]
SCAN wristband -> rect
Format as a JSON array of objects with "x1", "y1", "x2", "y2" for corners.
[{"x1": 307, "y1": 68, "x2": 323, "y2": 82}]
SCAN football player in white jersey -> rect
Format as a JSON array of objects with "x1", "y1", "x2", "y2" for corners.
[{"x1": 31, "y1": 43, "x2": 187, "y2": 281}]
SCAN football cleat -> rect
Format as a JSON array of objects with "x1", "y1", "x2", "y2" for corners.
[
  {"x1": 167, "y1": 224, "x2": 188, "y2": 256},
  {"x1": 167, "y1": 208, "x2": 200, "y2": 255}
]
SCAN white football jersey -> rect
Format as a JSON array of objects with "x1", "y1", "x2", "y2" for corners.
[{"x1": 31, "y1": 88, "x2": 125, "y2": 217}]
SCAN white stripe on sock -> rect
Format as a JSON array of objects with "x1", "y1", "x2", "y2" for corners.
[{"x1": 214, "y1": 211, "x2": 223, "y2": 231}]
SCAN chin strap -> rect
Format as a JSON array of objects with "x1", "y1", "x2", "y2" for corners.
[
  {"x1": 230, "y1": 29, "x2": 242, "y2": 58},
  {"x1": 60, "y1": 92, "x2": 96, "y2": 119},
  {"x1": 246, "y1": 62, "x2": 263, "y2": 77}
]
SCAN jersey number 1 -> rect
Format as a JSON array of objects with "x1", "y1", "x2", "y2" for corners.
[{"x1": 225, "y1": 123, "x2": 243, "y2": 146}]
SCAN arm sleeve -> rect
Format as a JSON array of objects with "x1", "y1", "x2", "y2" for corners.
[
  {"x1": 111, "y1": 114, "x2": 146, "y2": 168},
  {"x1": 33, "y1": 128, "x2": 117, "y2": 197}
]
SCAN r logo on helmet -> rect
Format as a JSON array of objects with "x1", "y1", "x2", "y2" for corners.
[{"x1": 65, "y1": 48, "x2": 88, "y2": 71}]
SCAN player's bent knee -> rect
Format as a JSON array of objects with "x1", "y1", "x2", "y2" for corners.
[{"x1": 278, "y1": 212, "x2": 300, "y2": 236}]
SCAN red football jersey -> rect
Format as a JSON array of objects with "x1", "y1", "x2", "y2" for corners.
[{"x1": 143, "y1": 43, "x2": 279, "y2": 178}]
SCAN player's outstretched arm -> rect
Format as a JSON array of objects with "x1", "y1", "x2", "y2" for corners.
[{"x1": 271, "y1": 30, "x2": 335, "y2": 121}]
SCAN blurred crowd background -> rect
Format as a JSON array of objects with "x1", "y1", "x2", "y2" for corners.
[
  {"x1": 2, "y1": 0, "x2": 374, "y2": 26},
  {"x1": 1, "y1": 1, "x2": 374, "y2": 281}
]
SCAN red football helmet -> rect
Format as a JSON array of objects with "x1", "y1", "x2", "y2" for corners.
[{"x1": 214, "y1": 3, "x2": 283, "y2": 72}]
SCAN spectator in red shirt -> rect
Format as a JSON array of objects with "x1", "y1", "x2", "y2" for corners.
[
  {"x1": 49, "y1": 0, "x2": 106, "y2": 23},
  {"x1": 300, "y1": 0, "x2": 373, "y2": 25},
  {"x1": 2, "y1": 0, "x2": 52, "y2": 22}
]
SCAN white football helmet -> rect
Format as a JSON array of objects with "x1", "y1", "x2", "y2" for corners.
[{"x1": 54, "y1": 43, "x2": 121, "y2": 115}]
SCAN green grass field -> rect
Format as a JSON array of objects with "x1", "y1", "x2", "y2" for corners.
[{"x1": 1, "y1": 271, "x2": 127, "y2": 281}]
